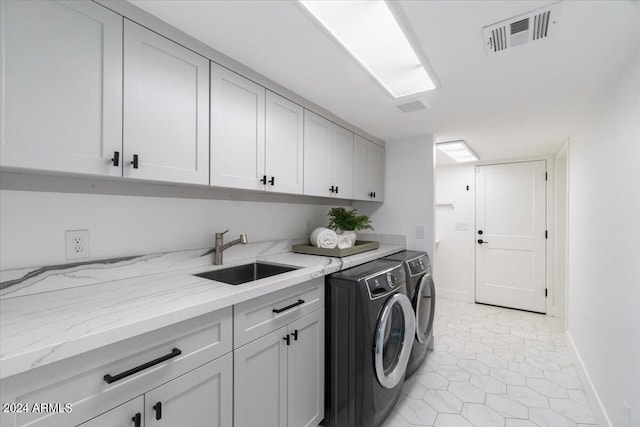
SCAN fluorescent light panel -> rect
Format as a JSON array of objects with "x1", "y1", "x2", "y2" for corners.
[
  {"x1": 299, "y1": 0, "x2": 436, "y2": 98},
  {"x1": 437, "y1": 141, "x2": 479, "y2": 163}
]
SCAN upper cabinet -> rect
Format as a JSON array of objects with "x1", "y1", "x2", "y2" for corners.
[
  {"x1": 303, "y1": 111, "x2": 354, "y2": 199},
  {"x1": 265, "y1": 91, "x2": 304, "y2": 194},
  {"x1": 210, "y1": 62, "x2": 266, "y2": 190},
  {"x1": 353, "y1": 135, "x2": 385, "y2": 202},
  {"x1": 123, "y1": 20, "x2": 210, "y2": 185},
  {"x1": 0, "y1": 0, "x2": 123, "y2": 176}
]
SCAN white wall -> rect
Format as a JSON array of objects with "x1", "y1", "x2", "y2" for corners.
[
  {"x1": 354, "y1": 135, "x2": 434, "y2": 260},
  {"x1": 434, "y1": 164, "x2": 475, "y2": 302},
  {"x1": 553, "y1": 143, "x2": 568, "y2": 319},
  {"x1": 566, "y1": 53, "x2": 640, "y2": 426},
  {"x1": 0, "y1": 173, "x2": 342, "y2": 270}
]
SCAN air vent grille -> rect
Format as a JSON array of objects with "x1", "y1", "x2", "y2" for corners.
[
  {"x1": 396, "y1": 100, "x2": 427, "y2": 113},
  {"x1": 482, "y1": 2, "x2": 560, "y2": 55}
]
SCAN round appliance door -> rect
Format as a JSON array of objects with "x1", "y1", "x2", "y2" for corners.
[
  {"x1": 415, "y1": 274, "x2": 436, "y2": 344},
  {"x1": 374, "y1": 293, "x2": 416, "y2": 389}
]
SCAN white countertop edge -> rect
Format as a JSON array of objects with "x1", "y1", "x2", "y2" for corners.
[{"x1": 0, "y1": 244, "x2": 404, "y2": 379}]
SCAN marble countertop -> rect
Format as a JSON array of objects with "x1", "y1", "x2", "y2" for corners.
[{"x1": 0, "y1": 238, "x2": 404, "y2": 380}]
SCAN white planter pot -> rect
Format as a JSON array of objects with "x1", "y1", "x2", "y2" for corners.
[{"x1": 340, "y1": 230, "x2": 357, "y2": 246}]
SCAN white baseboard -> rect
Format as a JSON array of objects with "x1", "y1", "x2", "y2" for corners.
[
  {"x1": 565, "y1": 331, "x2": 611, "y2": 427},
  {"x1": 435, "y1": 288, "x2": 472, "y2": 303}
]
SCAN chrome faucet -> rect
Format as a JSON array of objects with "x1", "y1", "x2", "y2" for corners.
[{"x1": 214, "y1": 229, "x2": 248, "y2": 265}]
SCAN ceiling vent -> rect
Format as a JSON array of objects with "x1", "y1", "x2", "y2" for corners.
[
  {"x1": 482, "y1": 2, "x2": 561, "y2": 55},
  {"x1": 395, "y1": 97, "x2": 430, "y2": 113}
]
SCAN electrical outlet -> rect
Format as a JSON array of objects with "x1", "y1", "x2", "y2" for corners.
[
  {"x1": 65, "y1": 230, "x2": 89, "y2": 260},
  {"x1": 416, "y1": 225, "x2": 425, "y2": 239}
]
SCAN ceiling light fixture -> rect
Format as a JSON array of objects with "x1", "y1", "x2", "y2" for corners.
[
  {"x1": 298, "y1": 0, "x2": 437, "y2": 99},
  {"x1": 437, "y1": 141, "x2": 479, "y2": 163}
]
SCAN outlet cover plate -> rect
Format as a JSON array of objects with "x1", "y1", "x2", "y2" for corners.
[{"x1": 65, "y1": 230, "x2": 89, "y2": 260}]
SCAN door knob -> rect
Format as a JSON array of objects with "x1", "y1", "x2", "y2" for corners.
[{"x1": 477, "y1": 239, "x2": 489, "y2": 244}]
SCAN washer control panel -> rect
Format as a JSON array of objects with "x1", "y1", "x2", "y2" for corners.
[
  {"x1": 366, "y1": 266, "x2": 406, "y2": 299},
  {"x1": 408, "y1": 255, "x2": 431, "y2": 276}
]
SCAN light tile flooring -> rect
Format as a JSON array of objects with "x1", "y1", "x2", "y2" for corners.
[{"x1": 381, "y1": 299, "x2": 599, "y2": 427}]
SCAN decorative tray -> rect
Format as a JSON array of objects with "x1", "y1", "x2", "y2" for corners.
[{"x1": 291, "y1": 240, "x2": 380, "y2": 257}]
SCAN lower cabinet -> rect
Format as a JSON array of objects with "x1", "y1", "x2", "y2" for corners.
[
  {"x1": 234, "y1": 309, "x2": 324, "y2": 427},
  {"x1": 78, "y1": 354, "x2": 232, "y2": 427}
]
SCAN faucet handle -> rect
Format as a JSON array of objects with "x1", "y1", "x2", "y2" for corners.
[{"x1": 215, "y1": 229, "x2": 229, "y2": 238}]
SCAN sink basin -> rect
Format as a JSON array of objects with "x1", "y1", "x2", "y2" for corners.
[{"x1": 194, "y1": 262, "x2": 299, "y2": 285}]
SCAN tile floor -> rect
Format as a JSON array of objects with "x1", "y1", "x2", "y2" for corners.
[{"x1": 382, "y1": 298, "x2": 599, "y2": 427}]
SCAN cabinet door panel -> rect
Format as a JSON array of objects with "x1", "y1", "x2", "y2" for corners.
[
  {"x1": 369, "y1": 142, "x2": 385, "y2": 201},
  {"x1": 353, "y1": 135, "x2": 370, "y2": 201},
  {"x1": 0, "y1": 0, "x2": 122, "y2": 176},
  {"x1": 124, "y1": 20, "x2": 209, "y2": 185},
  {"x1": 266, "y1": 91, "x2": 304, "y2": 194},
  {"x1": 77, "y1": 396, "x2": 143, "y2": 427},
  {"x1": 303, "y1": 110, "x2": 332, "y2": 197},
  {"x1": 234, "y1": 328, "x2": 288, "y2": 427},
  {"x1": 145, "y1": 354, "x2": 232, "y2": 427},
  {"x1": 211, "y1": 62, "x2": 265, "y2": 190},
  {"x1": 288, "y1": 310, "x2": 324, "y2": 427},
  {"x1": 330, "y1": 124, "x2": 354, "y2": 199}
]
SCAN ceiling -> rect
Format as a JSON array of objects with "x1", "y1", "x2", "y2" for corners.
[{"x1": 128, "y1": 0, "x2": 640, "y2": 165}]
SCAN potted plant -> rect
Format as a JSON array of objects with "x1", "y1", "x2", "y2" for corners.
[{"x1": 327, "y1": 207, "x2": 373, "y2": 246}]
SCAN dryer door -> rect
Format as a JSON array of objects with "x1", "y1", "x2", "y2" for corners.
[
  {"x1": 374, "y1": 293, "x2": 416, "y2": 389},
  {"x1": 415, "y1": 274, "x2": 436, "y2": 344}
]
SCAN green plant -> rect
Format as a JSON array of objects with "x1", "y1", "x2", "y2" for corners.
[{"x1": 327, "y1": 207, "x2": 373, "y2": 231}]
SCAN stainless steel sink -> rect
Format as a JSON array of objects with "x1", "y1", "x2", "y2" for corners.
[{"x1": 194, "y1": 262, "x2": 299, "y2": 285}]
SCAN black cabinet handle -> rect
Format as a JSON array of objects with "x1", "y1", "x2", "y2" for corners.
[
  {"x1": 373, "y1": 192, "x2": 376, "y2": 198},
  {"x1": 111, "y1": 151, "x2": 120, "y2": 167},
  {"x1": 369, "y1": 192, "x2": 375, "y2": 198},
  {"x1": 260, "y1": 175, "x2": 267, "y2": 185},
  {"x1": 103, "y1": 348, "x2": 181, "y2": 384},
  {"x1": 477, "y1": 239, "x2": 489, "y2": 244},
  {"x1": 153, "y1": 402, "x2": 162, "y2": 420},
  {"x1": 272, "y1": 299, "x2": 305, "y2": 314},
  {"x1": 131, "y1": 154, "x2": 139, "y2": 169},
  {"x1": 329, "y1": 186, "x2": 336, "y2": 193},
  {"x1": 132, "y1": 412, "x2": 141, "y2": 427},
  {"x1": 283, "y1": 334, "x2": 291, "y2": 346},
  {"x1": 269, "y1": 176, "x2": 275, "y2": 186},
  {"x1": 335, "y1": 186, "x2": 339, "y2": 194},
  {"x1": 292, "y1": 329, "x2": 298, "y2": 341}
]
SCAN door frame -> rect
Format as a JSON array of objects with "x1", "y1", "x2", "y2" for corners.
[{"x1": 472, "y1": 156, "x2": 557, "y2": 316}]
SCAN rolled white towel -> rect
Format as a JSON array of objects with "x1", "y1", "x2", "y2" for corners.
[
  {"x1": 310, "y1": 227, "x2": 338, "y2": 249},
  {"x1": 337, "y1": 236, "x2": 352, "y2": 249}
]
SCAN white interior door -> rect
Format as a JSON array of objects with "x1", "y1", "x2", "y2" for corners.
[{"x1": 475, "y1": 161, "x2": 547, "y2": 313}]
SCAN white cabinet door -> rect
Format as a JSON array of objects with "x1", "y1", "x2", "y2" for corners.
[
  {"x1": 265, "y1": 91, "x2": 304, "y2": 195},
  {"x1": 123, "y1": 20, "x2": 209, "y2": 185},
  {"x1": 353, "y1": 135, "x2": 385, "y2": 201},
  {"x1": 234, "y1": 327, "x2": 288, "y2": 427},
  {"x1": 77, "y1": 396, "x2": 143, "y2": 427},
  {"x1": 210, "y1": 62, "x2": 266, "y2": 190},
  {"x1": 368, "y1": 142, "x2": 385, "y2": 201},
  {"x1": 303, "y1": 110, "x2": 332, "y2": 197},
  {"x1": 330, "y1": 124, "x2": 354, "y2": 199},
  {"x1": 288, "y1": 310, "x2": 324, "y2": 427},
  {"x1": 145, "y1": 353, "x2": 233, "y2": 427},
  {"x1": 0, "y1": 0, "x2": 122, "y2": 176}
]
